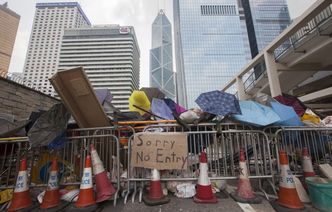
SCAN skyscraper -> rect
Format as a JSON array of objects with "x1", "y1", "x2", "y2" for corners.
[
  {"x1": 58, "y1": 25, "x2": 140, "y2": 112},
  {"x1": 174, "y1": 0, "x2": 248, "y2": 108},
  {"x1": 23, "y1": 2, "x2": 90, "y2": 96},
  {"x1": 242, "y1": 0, "x2": 291, "y2": 58},
  {"x1": 0, "y1": 2, "x2": 20, "y2": 74},
  {"x1": 150, "y1": 10, "x2": 176, "y2": 100},
  {"x1": 241, "y1": 0, "x2": 291, "y2": 78}
]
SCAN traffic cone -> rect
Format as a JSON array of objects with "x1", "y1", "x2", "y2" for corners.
[
  {"x1": 90, "y1": 144, "x2": 116, "y2": 203},
  {"x1": 194, "y1": 151, "x2": 217, "y2": 204},
  {"x1": 8, "y1": 157, "x2": 32, "y2": 212},
  {"x1": 75, "y1": 155, "x2": 96, "y2": 208},
  {"x1": 275, "y1": 149, "x2": 304, "y2": 209},
  {"x1": 302, "y1": 147, "x2": 315, "y2": 179},
  {"x1": 143, "y1": 169, "x2": 170, "y2": 206},
  {"x1": 230, "y1": 149, "x2": 262, "y2": 204},
  {"x1": 40, "y1": 159, "x2": 61, "y2": 209}
]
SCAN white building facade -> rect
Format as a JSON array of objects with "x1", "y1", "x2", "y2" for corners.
[
  {"x1": 58, "y1": 25, "x2": 140, "y2": 112},
  {"x1": 23, "y1": 2, "x2": 90, "y2": 96}
]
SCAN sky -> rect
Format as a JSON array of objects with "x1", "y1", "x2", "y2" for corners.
[{"x1": 4, "y1": 0, "x2": 315, "y2": 87}]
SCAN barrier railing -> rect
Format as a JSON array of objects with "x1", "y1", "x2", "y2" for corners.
[
  {"x1": 124, "y1": 125, "x2": 275, "y2": 203},
  {"x1": 272, "y1": 127, "x2": 332, "y2": 175}
]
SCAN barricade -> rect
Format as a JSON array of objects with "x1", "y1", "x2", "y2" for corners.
[
  {"x1": 271, "y1": 127, "x2": 332, "y2": 175},
  {"x1": 0, "y1": 127, "x2": 120, "y2": 206},
  {"x1": 124, "y1": 123, "x2": 275, "y2": 204}
]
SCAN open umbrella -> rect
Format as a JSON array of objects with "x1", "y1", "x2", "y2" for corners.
[
  {"x1": 129, "y1": 91, "x2": 151, "y2": 116},
  {"x1": 270, "y1": 102, "x2": 304, "y2": 126},
  {"x1": 232, "y1": 101, "x2": 280, "y2": 127},
  {"x1": 274, "y1": 94, "x2": 306, "y2": 116},
  {"x1": 195, "y1": 90, "x2": 241, "y2": 116},
  {"x1": 140, "y1": 87, "x2": 165, "y2": 102},
  {"x1": 151, "y1": 98, "x2": 174, "y2": 120},
  {"x1": 163, "y1": 98, "x2": 186, "y2": 115}
]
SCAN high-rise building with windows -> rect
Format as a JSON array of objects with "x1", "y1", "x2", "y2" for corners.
[
  {"x1": 241, "y1": 0, "x2": 290, "y2": 78},
  {"x1": 150, "y1": 10, "x2": 176, "y2": 100},
  {"x1": 58, "y1": 25, "x2": 140, "y2": 112},
  {"x1": 173, "y1": 0, "x2": 291, "y2": 107},
  {"x1": 242, "y1": 0, "x2": 290, "y2": 58},
  {"x1": 174, "y1": 0, "x2": 248, "y2": 108},
  {"x1": 0, "y1": 2, "x2": 20, "y2": 74},
  {"x1": 23, "y1": 2, "x2": 90, "y2": 96}
]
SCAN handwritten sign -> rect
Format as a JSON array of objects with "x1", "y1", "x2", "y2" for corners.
[{"x1": 131, "y1": 132, "x2": 188, "y2": 170}]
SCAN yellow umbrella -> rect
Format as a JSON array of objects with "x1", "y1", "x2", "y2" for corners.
[{"x1": 129, "y1": 91, "x2": 151, "y2": 115}]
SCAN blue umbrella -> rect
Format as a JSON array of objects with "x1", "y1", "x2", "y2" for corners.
[
  {"x1": 232, "y1": 101, "x2": 280, "y2": 127},
  {"x1": 151, "y1": 98, "x2": 174, "y2": 120},
  {"x1": 270, "y1": 102, "x2": 304, "y2": 126},
  {"x1": 195, "y1": 90, "x2": 241, "y2": 116}
]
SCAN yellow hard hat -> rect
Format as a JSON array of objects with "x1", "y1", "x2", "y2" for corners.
[{"x1": 129, "y1": 91, "x2": 151, "y2": 115}]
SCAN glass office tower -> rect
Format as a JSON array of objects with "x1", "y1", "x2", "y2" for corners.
[
  {"x1": 150, "y1": 10, "x2": 176, "y2": 100},
  {"x1": 174, "y1": 0, "x2": 248, "y2": 108},
  {"x1": 242, "y1": 0, "x2": 290, "y2": 57}
]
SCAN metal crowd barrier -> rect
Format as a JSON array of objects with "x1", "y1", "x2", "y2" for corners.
[
  {"x1": 123, "y1": 123, "x2": 275, "y2": 203},
  {"x1": 0, "y1": 127, "x2": 120, "y2": 206},
  {"x1": 270, "y1": 127, "x2": 332, "y2": 175}
]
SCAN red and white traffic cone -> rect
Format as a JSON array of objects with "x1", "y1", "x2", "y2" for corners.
[
  {"x1": 40, "y1": 159, "x2": 61, "y2": 209},
  {"x1": 75, "y1": 155, "x2": 96, "y2": 209},
  {"x1": 272, "y1": 149, "x2": 304, "y2": 210},
  {"x1": 230, "y1": 149, "x2": 262, "y2": 204},
  {"x1": 302, "y1": 147, "x2": 315, "y2": 179},
  {"x1": 143, "y1": 169, "x2": 170, "y2": 206},
  {"x1": 90, "y1": 144, "x2": 116, "y2": 203},
  {"x1": 8, "y1": 157, "x2": 32, "y2": 212},
  {"x1": 194, "y1": 151, "x2": 217, "y2": 204}
]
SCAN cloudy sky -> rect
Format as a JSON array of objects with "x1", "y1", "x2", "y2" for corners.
[{"x1": 4, "y1": 0, "x2": 315, "y2": 87}]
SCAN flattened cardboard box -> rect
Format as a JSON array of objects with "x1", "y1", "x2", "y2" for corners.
[
  {"x1": 49, "y1": 67, "x2": 109, "y2": 128},
  {"x1": 131, "y1": 132, "x2": 188, "y2": 170}
]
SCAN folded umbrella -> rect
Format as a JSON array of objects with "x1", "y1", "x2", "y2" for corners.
[
  {"x1": 151, "y1": 98, "x2": 174, "y2": 120},
  {"x1": 232, "y1": 101, "x2": 280, "y2": 127},
  {"x1": 129, "y1": 91, "x2": 151, "y2": 116},
  {"x1": 270, "y1": 102, "x2": 304, "y2": 126},
  {"x1": 195, "y1": 90, "x2": 241, "y2": 116}
]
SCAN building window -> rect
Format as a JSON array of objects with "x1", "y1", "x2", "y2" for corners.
[{"x1": 201, "y1": 5, "x2": 236, "y2": 16}]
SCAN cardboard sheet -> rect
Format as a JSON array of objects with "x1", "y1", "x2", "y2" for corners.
[
  {"x1": 131, "y1": 132, "x2": 188, "y2": 170},
  {"x1": 49, "y1": 67, "x2": 110, "y2": 128}
]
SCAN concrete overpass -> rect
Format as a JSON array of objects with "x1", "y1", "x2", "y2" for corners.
[{"x1": 221, "y1": 0, "x2": 332, "y2": 115}]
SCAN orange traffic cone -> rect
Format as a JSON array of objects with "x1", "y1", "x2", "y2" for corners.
[
  {"x1": 40, "y1": 159, "x2": 61, "y2": 209},
  {"x1": 90, "y1": 144, "x2": 116, "y2": 203},
  {"x1": 275, "y1": 149, "x2": 304, "y2": 209},
  {"x1": 8, "y1": 157, "x2": 32, "y2": 212},
  {"x1": 302, "y1": 147, "x2": 315, "y2": 179},
  {"x1": 75, "y1": 155, "x2": 96, "y2": 208},
  {"x1": 230, "y1": 149, "x2": 262, "y2": 204},
  {"x1": 194, "y1": 151, "x2": 217, "y2": 204},
  {"x1": 143, "y1": 169, "x2": 170, "y2": 206}
]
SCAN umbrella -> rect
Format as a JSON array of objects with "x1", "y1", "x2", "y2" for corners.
[
  {"x1": 151, "y1": 98, "x2": 174, "y2": 120},
  {"x1": 129, "y1": 91, "x2": 151, "y2": 116},
  {"x1": 270, "y1": 102, "x2": 304, "y2": 126},
  {"x1": 163, "y1": 98, "x2": 186, "y2": 115},
  {"x1": 232, "y1": 101, "x2": 280, "y2": 127},
  {"x1": 95, "y1": 89, "x2": 112, "y2": 104},
  {"x1": 274, "y1": 94, "x2": 306, "y2": 116},
  {"x1": 195, "y1": 90, "x2": 241, "y2": 116},
  {"x1": 140, "y1": 87, "x2": 165, "y2": 102}
]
